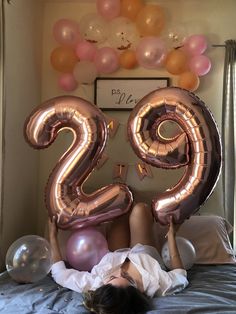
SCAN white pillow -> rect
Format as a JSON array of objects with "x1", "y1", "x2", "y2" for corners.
[{"x1": 153, "y1": 215, "x2": 235, "y2": 264}]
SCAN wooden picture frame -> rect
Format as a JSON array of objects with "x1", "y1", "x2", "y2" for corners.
[{"x1": 94, "y1": 77, "x2": 170, "y2": 111}]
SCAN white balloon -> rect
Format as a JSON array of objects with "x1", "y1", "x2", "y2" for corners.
[
  {"x1": 5, "y1": 235, "x2": 52, "y2": 283},
  {"x1": 79, "y1": 13, "x2": 108, "y2": 44},
  {"x1": 161, "y1": 236, "x2": 196, "y2": 270},
  {"x1": 108, "y1": 17, "x2": 140, "y2": 50},
  {"x1": 161, "y1": 23, "x2": 186, "y2": 49},
  {"x1": 73, "y1": 61, "x2": 98, "y2": 84}
]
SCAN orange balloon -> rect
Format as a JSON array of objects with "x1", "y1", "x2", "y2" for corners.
[
  {"x1": 119, "y1": 50, "x2": 138, "y2": 69},
  {"x1": 165, "y1": 49, "x2": 188, "y2": 75},
  {"x1": 50, "y1": 46, "x2": 78, "y2": 73},
  {"x1": 121, "y1": 0, "x2": 144, "y2": 21},
  {"x1": 136, "y1": 4, "x2": 165, "y2": 36},
  {"x1": 178, "y1": 71, "x2": 200, "y2": 91}
]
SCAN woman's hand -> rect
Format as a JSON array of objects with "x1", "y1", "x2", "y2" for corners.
[
  {"x1": 48, "y1": 216, "x2": 58, "y2": 243},
  {"x1": 166, "y1": 216, "x2": 184, "y2": 269},
  {"x1": 167, "y1": 216, "x2": 181, "y2": 238},
  {"x1": 48, "y1": 215, "x2": 62, "y2": 263}
]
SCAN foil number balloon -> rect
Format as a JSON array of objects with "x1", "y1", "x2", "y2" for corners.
[
  {"x1": 128, "y1": 87, "x2": 222, "y2": 225},
  {"x1": 24, "y1": 96, "x2": 133, "y2": 229}
]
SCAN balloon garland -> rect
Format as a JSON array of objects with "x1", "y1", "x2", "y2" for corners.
[{"x1": 50, "y1": 0, "x2": 212, "y2": 92}]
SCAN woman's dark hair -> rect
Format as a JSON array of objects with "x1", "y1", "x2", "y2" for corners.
[{"x1": 83, "y1": 284, "x2": 152, "y2": 314}]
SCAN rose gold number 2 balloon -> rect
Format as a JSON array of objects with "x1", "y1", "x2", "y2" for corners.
[
  {"x1": 128, "y1": 87, "x2": 222, "y2": 225},
  {"x1": 24, "y1": 96, "x2": 133, "y2": 229}
]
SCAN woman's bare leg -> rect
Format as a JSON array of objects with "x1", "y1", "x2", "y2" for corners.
[
  {"x1": 106, "y1": 212, "x2": 130, "y2": 251},
  {"x1": 129, "y1": 202, "x2": 156, "y2": 247}
]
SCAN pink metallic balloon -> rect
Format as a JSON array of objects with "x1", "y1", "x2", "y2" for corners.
[
  {"x1": 75, "y1": 40, "x2": 98, "y2": 61},
  {"x1": 136, "y1": 36, "x2": 167, "y2": 69},
  {"x1": 189, "y1": 55, "x2": 212, "y2": 76},
  {"x1": 127, "y1": 87, "x2": 222, "y2": 225},
  {"x1": 183, "y1": 34, "x2": 208, "y2": 56},
  {"x1": 94, "y1": 47, "x2": 119, "y2": 74},
  {"x1": 58, "y1": 73, "x2": 78, "y2": 91},
  {"x1": 24, "y1": 96, "x2": 133, "y2": 229},
  {"x1": 53, "y1": 19, "x2": 81, "y2": 47},
  {"x1": 96, "y1": 0, "x2": 121, "y2": 20},
  {"x1": 66, "y1": 227, "x2": 109, "y2": 271}
]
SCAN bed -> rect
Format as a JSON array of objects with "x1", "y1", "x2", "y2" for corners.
[
  {"x1": 1, "y1": 264, "x2": 236, "y2": 314},
  {"x1": 0, "y1": 215, "x2": 236, "y2": 313}
]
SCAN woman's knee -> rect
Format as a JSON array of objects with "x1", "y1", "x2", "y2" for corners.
[
  {"x1": 130, "y1": 202, "x2": 152, "y2": 222},
  {"x1": 129, "y1": 202, "x2": 155, "y2": 246}
]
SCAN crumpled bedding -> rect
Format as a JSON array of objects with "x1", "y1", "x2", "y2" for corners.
[{"x1": 0, "y1": 264, "x2": 236, "y2": 313}]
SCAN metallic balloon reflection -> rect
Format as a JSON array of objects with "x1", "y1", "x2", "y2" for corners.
[
  {"x1": 24, "y1": 96, "x2": 133, "y2": 230},
  {"x1": 161, "y1": 236, "x2": 196, "y2": 270},
  {"x1": 127, "y1": 87, "x2": 222, "y2": 224},
  {"x1": 66, "y1": 228, "x2": 109, "y2": 271},
  {"x1": 5, "y1": 235, "x2": 52, "y2": 283}
]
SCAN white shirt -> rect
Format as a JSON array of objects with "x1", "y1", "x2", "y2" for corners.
[{"x1": 51, "y1": 244, "x2": 188, "y2": 297}]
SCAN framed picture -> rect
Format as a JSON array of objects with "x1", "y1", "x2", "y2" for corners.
[{"x1": 94, "y1": 77, "x2": 170, "y2": 111}]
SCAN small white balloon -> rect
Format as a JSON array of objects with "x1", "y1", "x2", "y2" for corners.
[
  {"x1": 5, "y1": 235, "x2": 52, "y2": 283},
  {"x1": 79, "y1": 13, "x2": 108, "y2": 44},
  {"x1": 161, "y1": 236, "x2": 196, "y2": 270},
  {"x1": 108, "y1": 17, "x2": 140, "y2": 50},
  {"x1": 73, "y1": 61, "x2": 98, "y2": 84},
  {"x1": 161, "y1": 23, "x2": 186, "y2": 49}
]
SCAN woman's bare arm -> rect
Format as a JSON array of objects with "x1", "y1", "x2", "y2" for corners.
[
  {"x1": 48, "y1": 216, "x2": 63, "y2": 263},
  {"x1": 167, "y1": 217, "x2": 184, "y2": 269}
]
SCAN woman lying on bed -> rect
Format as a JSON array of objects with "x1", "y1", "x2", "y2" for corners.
[{"x1": 48, "y1": 202, "x2": 188, "y2": 314}]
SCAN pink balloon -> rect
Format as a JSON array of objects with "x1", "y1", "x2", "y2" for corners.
[
  {"x1": 136, "y1": 36, "x2": 167, "y2": 69},
  {"x1": 58, "y1": 73, "x2": 78, "y2": 91},
  {"x1": 96, "y1": 0, "x2": 120, "y2": 20},
  {"x1": 75, "y1": 40, "x2": 98, "y2": 61},
  {"x1": 189, "y1": 55, "x2": 211, "y2": 76},
  {"x1": 53, "y1": 19, "x2": 81, "y2": 47},
  {"x1": 66, "y1": 228, "x2": 109, "y2": 271},
  {"x1": 183, "y1": 34, "x2": 208, "y2": 56},
  {"x1": 94, "y1": 47, "x2": 119, "y2": 73}
]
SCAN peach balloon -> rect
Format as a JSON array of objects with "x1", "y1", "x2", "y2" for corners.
[
  {"x1": 50, "y1": 46, "x2": 78, "y2": 73},
  {"x1": 136, "y1": 4, "x2": 165, "y2": 36},
  {"x1": 178, "y1": 71, "x2": 200, "y2": 91},
  {"x1": 165, "y1": 49, "x2": 188, "y2": 75},
  {"x1": 121, "y1": 0, "x2": 144, "y2": 21},
  {"x1": 119, "y1": 50, "x2": 137, "y2": 69}
]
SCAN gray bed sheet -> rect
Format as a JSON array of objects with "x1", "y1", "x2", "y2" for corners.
[{"x1": 0, "y1": 264, "x2": 236, "y2": 314}]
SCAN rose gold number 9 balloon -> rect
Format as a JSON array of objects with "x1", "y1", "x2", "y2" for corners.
[
  {"x1": 24, "y1": 96, "x2": 133, "y2": 229},
  {"x1": 127, "y1": 87, "x2": 222, "y2": 225}
]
